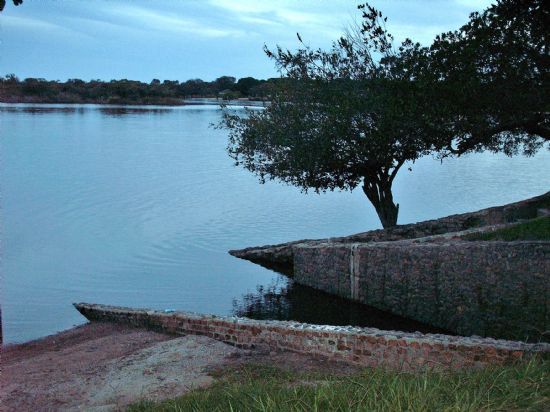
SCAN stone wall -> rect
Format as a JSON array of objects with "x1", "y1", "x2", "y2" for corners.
[
  {"x1": 294, "y1": 241, "x2": 550, "y2": 342},
  {"x1": 74, "y1": 303, "x2": 549, "y2": 371},
  {"x1": 230, "y1": 191, "x2": 550, "y2": 273}
]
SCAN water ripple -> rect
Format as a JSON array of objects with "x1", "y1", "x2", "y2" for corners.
[{"x1": 2, "y1": 103, "x2": 549, "y2": 343}]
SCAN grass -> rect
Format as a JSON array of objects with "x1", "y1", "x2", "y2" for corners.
[
  {"x1": 128, "y1": 358, "x2": 549, "y2": 412},
  {"x1": 465, "y1": 216, "x2": 550, "y2": 241}
]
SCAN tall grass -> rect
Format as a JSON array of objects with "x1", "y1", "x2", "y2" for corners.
[{"x1": 129, "y1": 358, "x2": 549, "y2": 411}]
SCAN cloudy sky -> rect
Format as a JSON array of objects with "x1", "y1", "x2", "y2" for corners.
[{"x1": 1, "y1": 0, "x2": 494, "y2": 82}]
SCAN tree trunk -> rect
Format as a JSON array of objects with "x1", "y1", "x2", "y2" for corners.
[{"x1": 362, "y1": 175, "x2": 399, "y2": 229}]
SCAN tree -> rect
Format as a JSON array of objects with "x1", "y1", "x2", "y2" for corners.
[
  {"x1": 213, "y1": 76, "x2": 236, "y2": 94},
  {"x1": 2, "y1": 73, "x2": 19, "y2": 83},
  {"x1": 234, "y1": 77, "x2": 262, "y2": 97},
  {"x1": 425, "y1": 0, "x2": 548, "y2": 157},
  {"x1": 221, "y1": 4, "x2": 438, "y2": 228},
  {"x1": 179, "y1": 79, "x2": 207, "y2": 97},
  {"x1": 0, "y1": 0, "x2": 23, "y2": 12}
]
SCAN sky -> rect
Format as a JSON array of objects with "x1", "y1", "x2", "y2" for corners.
[{"x1": 0, "y1": 0, "x2": 494, "y2": 82}]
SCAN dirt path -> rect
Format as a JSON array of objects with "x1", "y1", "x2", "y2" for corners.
[
  {"x1": 0, "y1": 323, "x2": 242, "y2": 411},
  {"x1": 1, "y1": 322, "x2": 361, "y2": 411}
]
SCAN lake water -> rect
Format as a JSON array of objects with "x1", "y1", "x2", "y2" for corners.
[{"x1": 1, "y1": 103, "x2": 549, "y2": 344}]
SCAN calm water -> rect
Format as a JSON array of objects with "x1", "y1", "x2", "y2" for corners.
[{"x1": 1, "y1": 104, "x2": 549, "y2": 344}]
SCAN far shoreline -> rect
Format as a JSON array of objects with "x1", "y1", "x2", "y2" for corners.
[{"x1": 0, "y1": 97, "x2": 268, "y2": 107}]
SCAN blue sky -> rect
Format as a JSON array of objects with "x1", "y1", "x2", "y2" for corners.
[{"x1": 1, "y1": 0, "x2": 494, "y2": 82}]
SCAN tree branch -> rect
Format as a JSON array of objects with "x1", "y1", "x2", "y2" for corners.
[
  {"x1": 455, "y1": 118, "x2": 549, "y2": 154},
  {"x1": 389, "y1": 159, "x2": 405, "y2": 182}
]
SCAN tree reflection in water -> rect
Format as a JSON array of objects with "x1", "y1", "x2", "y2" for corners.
[
  {"x1": 98, "y1": 107, "x2": 171, "y2": 116},
  {"x1": 232, "y1": 277, "x2": 451, "y2": 335}
]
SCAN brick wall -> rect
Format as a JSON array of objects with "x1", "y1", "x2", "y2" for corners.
[
  {"x1": 74, "y1": 303, "x2": 549, "y2": 372},
  {"x1": 294, "y1": 241, "x2": 550, "y2": 342}
]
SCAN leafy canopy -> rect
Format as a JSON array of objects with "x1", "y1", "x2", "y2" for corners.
[
  {"x1": 425, "y1": 0, "x2": 549, "y2": 157},
  {"x1": 221, "y1": 4, "x2": 441, "y2": 227},
  {"x1": 223, "y1": 4, "x2": 437, "y2": 195}
]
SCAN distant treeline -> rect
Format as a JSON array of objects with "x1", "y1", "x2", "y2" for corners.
[{"x1": 0, "y1": 74, "x2": 276, "y2": 105}]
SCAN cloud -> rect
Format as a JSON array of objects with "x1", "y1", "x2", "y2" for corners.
[
  {"x1": 1, "y1": 0, "x2": 499, "y2": 82},
  {"x1": 107, "y1": 4, "x2": 247, "y2": 38},
  {"x1": 210, "y1": 0, "x2": 348, "y2": 41},
  {"x1": 0, "y1": 14, "x2": 89, "y2": 38},
  {"x1": 210, "y1": 0, "x2": 274, "y2": 15},
  {"x1": 239, "y1": 15, "x2": 281, "y2": 27}
]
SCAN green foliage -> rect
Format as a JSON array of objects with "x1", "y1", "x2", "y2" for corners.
[
  {"x1": 221, "y1": 1, "x2": 549, "y2": 229},
  {"x1": 214, "y1": 76, "x2": 237, "y2": 93},
  {"x1": 221, "y1": 4, "x2": 441, "y2": 228},
  {"x1": 129, "y1": 359, "x2": 549, "y2": 411},
  {"x1": 0, "y1": 75, "x2": 271, "y2": 104},
  {"x1": 425, "y1": 0, "x2": 549, "y2": 157},
  {"x1": 465, "y1": 216, "x2": 550, "y2": 241},
  {"x1": 235, "y1": 77, "x2": 264, "y2": 97}
]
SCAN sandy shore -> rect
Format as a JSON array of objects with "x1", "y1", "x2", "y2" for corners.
[
  {"x1": 1, "y1": 323, "x2": 242, "y2": 411},
  {"x1": 1, "y1": 322, "x2": 359, "y2": 411}
]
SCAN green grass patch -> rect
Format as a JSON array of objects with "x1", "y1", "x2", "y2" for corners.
[
  {"x1": 128, "y1": 359, "x2": 549, "y2": 411},
  {"x1": 465, "y1": 217, "x2": 550, "y2": 241}
]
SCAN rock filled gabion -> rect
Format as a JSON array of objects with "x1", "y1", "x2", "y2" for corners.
[{"x1": 294, "y1": 240, "x2": 549, "y2": 341}]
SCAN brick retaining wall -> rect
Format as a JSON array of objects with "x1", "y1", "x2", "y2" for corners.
[
  {"x1": 74, "y1": 303, "x2": 549, "y2": 371},
  {"x1": 294, "y1": 241, "x2": 550, "y2": 341}
]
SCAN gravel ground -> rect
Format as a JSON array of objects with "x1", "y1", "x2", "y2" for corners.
[{"x1": 0, "y1": 323, "x2": 242, "y2": 411}]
